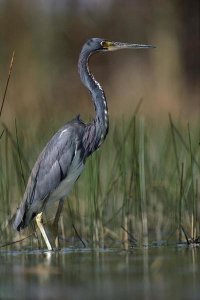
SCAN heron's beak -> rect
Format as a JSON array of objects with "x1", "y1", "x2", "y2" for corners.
[{"x1": 102, "y1": 41, "x2": 156, "y2": 51}]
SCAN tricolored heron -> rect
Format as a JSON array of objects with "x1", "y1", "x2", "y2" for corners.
[{"x1": 13, "y1": 38, "x2": 155, "y2": 250}]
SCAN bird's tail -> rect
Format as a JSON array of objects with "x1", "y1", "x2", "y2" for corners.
[
  {"x1": 12, "y1": 201, "x2": 27, "y2": 231},
  {"x1": 0, "y1": 204, "x2": 25, "y2": 233}
]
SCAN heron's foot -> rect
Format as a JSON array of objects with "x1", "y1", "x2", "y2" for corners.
[{"x1": 36, "y1": 212, "x2": 53, "y2": 251}]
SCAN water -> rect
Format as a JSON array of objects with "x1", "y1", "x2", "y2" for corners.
[{"x1": 0, "y1": 246, "x2": 199, "y2": 300}]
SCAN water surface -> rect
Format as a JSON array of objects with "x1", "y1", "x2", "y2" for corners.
[{"x1": 0, "y1": 246, "x2": 199, "y2": 300}]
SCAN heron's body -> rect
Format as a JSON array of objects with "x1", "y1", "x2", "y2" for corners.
[
  {"x1": 13, "y1": 117, "x2": 86, "y2": 230},
  {"x1": 13, "y1": 38, "x2": 154, "y2": 250}
]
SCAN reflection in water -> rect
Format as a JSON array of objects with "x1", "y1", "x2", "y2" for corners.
[
  {"x1": 191, "y1": 247, "x2": 198, "y2": 300},
  {"x1": 143, "y1": 249, "x2": 150, "y2": 300},
  {"x1": 0, "y1": 247, "x2": 200, "y2": 300}
]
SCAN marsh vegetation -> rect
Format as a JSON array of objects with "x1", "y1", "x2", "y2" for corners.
[{"x1": 0, "y1": 102, "x2": 199, "y2": 250}]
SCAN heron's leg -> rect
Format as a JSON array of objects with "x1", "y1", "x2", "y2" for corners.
[
  {"x1": 36, "y1": 212, "x2": 53, "y2": 251},
  {"x1": 52, "y1": 198, "x2": 64, "y2": 248}
]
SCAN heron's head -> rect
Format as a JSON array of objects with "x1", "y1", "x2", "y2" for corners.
[{"x1": 84, "y1": 38, "x2": 155, "y2": 54}]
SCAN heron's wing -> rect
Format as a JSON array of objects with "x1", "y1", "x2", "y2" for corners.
[
  {"x1": 12, "y1": 120, "x2": 85, "y2": 229},
  {"x1": 25, "y1": 122, "x2": 84, "y2": 208}
]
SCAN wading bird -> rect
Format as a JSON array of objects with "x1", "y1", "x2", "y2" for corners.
[{"x1": 13, "y1": 38, "x2": 155, "y2": 250}]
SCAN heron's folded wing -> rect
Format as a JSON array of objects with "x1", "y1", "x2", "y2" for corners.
[{"x1": 24, "y1": 126, "x2": 79, "y2": 207}]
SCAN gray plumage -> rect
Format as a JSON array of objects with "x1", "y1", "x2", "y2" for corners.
[
  {"x1": 13, "y1": 117, "x2": 86, "y2": 230},
  {"x1": 13, "y1": 37, "x2": 155, "y2": 233}
]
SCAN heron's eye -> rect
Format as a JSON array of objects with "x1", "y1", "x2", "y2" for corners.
[{"x1": 101, "y1": 41, "x2": 108, "y2": 49}]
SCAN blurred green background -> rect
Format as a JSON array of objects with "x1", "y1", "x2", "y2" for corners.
[{"x1": 0, "y1": 0, "x2": 199, "y2": 126}]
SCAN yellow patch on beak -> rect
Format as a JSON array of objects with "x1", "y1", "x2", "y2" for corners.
[{"x1": 101, "y1": 41, "x2": 115, "y2": 50}]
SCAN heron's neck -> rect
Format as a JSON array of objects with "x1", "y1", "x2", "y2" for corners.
[{"x1": 78, "y1": 50, "x2": 109, "y2": 154}]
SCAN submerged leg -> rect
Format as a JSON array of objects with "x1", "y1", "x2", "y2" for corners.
[
  {"x1": 52, "y1": 198, "x2": 64, "y2": 248},
  {"x1": 36, "y1": 212, "x2": 53, "y2": 251}
]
